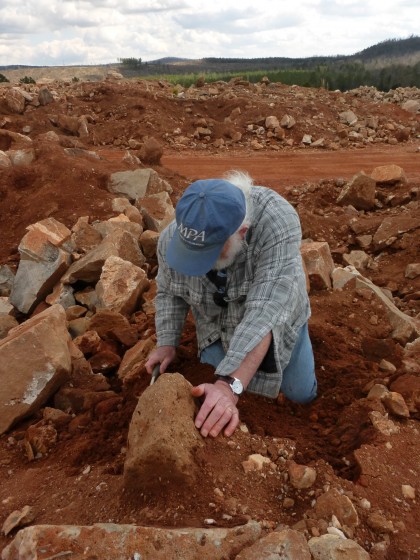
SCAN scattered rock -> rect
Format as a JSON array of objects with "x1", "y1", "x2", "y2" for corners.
[
  {"x1": 236, "y1": 527, "x2": 311, "y2": 559},
  {"x1": 370, "y1": 164, "x2": 407, "y2": 184},
  {"x1": 0, "y1": 305, "x2": 72, "y2": 435},
  {"x1": 1, "y1": 521, "x2": 262, "y2": 560},
  {"x1": 308, "y1": 534, "x2": 370, "y2": 559},
  {"x1": 300, "y1": 242, "x2": 335, "y2": 290},
  {"x1": 288, "y1": 461, "x2": 317, "y2": 489},
  {"x1": 337, "y1": 171, "x2": 376, "y2": 210},
  {"x1": 1, "y1": 505, "x2": 35, "y2": 536},
  {"x1": 95, "y1": 255, "x2": 149, "y2": 316}
]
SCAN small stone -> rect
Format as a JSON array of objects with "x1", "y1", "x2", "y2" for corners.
[
  {"x1": 2, "y1": 505, "x2": 35, "y2": 536},
  {"x1": 288, "y1": 461, "x2": 317, "y2": 489},
  {"x1": 367, "y1": 384, "x2": 389, "y2": 400},
  {"x1": 368, "y1": 411, "x2": 400, "y2": 436},
  {"x1": 401, "y1": 484, "x2": 415, "y2": 500},
  {"x1": 405, "y1": 263, "x2": 420, "y2": 279},
  {"x1": 378, "y1": 359, "x2": 397, "y2": 373},
  {"x1": 242, "y1": 453, "x2": 272, "y2": 473},
  {"x1": 367, "y1": 511, "x2": 394, "y2": 534},
  {"x1": 283, "y1": 497, "x2": 295, "y2": 509},
  {"x1": 382, "y1": 391, "x2": 410, "y2": 418}
]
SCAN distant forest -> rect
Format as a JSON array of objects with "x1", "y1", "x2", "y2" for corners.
[
  {"x1": 122, "y1": 36, "x2": 420, "y2": 91},
  {"x1": 1, "y1": 36, "x2": 419, "y2": 91}
]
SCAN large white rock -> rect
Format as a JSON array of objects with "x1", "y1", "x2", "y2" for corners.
[
  {"x1": 10, "y1": 228, "x2": 71, "y2": 314},
  {"x1": 308, "y1": 534, "x2": 370, "y2": 559},
  {"x1": 62, "y1": 229, "x2": 145, "y2": 284},
  {"x1": 107, "y1": 168, "x2": 172, "y2": 202},
  {"x1": 331, "y1": 266, "x2": 418, "y2": 344},
  {"x1": 96, "y1": 256, "x2": 149, "y2": 316},
  {"x1": 0, "y1": 305, "x2": 72, "y2": 435},
  {"x1": 1, "y1": 521, "x2": 262, "y2": 560}
]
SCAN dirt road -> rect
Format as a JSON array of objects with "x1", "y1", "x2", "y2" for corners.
[{"x1": 162, "y1": 146, "x2": 420, "y2": 189}]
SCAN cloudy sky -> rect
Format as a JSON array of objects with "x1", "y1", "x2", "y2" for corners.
[{"x1": 0, "y1": 0, "x2": 418, "y2": 67}]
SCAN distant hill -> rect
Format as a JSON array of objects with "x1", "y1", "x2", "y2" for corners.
[
  {"x1": 1, "y1": 36, "x2": 419, "y2": 90},
  {"x1": 142, "y1": 36, "x2": 420, "y2": 72},
  {"x1": 352, "y1": 35, "x2": 420, "y2": 62}
]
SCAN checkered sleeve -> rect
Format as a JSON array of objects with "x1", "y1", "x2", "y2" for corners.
[{"x1": 154, "y1": 226, "x2": 190, "y2": 348}]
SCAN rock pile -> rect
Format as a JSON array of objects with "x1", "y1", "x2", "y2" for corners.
[
  {"x1": 0, "y1": 156, "x2": 419, "y2": 557},
  {"x1": 1, "y1": 78, "x2": 419, "y2": 163}
]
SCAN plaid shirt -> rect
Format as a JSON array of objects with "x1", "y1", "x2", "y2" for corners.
[{"x1": 155, "y1": 186, "x2": 310, "y2": 398}]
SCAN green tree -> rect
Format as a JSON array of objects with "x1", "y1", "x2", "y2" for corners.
[
  {"x1": 19, "y1": 76, "x2": 36, "y2": 84},
  {"x1": 118, "y1": 57, "x2": 142, "y2": 68}
]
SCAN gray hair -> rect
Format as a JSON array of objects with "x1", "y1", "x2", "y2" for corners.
[{"x1": 223, "y1": 170, "x2": 253, "y2": 228}]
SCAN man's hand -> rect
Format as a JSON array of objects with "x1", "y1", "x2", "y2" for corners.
[
  {"x1": 191, "y1": 381, "x2": 240, "y2": 438},
  {"x1": 145, "y1": 346, "x2": 176, "y2": 376}
]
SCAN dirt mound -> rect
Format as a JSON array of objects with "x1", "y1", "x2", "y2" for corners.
[{"x1": 0, "y1": 76, "x2": 419, "y2": 558}]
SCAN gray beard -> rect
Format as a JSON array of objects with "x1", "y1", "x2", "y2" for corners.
[{"x1": 213, "y1": 234, "x2": 244, "y2": 270}]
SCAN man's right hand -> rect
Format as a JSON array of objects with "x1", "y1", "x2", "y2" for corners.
[{"x1": 145, "y1": 346, "x2": 176, "y2": 376}]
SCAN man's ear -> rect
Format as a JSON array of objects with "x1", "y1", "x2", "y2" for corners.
[{"x1": 238, "y1": 225, "x2": 249, "y2": 240}]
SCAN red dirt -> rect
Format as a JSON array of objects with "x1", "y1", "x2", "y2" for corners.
[{"x1": 0, "y1": 77, "x2": 419, "y2": 559}]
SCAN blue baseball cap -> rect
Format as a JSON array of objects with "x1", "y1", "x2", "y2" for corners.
[{"x1": 166, "y1": 179, "x2": 246, "y2": 276}]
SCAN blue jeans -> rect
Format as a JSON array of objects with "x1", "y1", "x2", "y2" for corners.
[{"x1": 200, "y1": 323, "x2": 317, "y2": 403}]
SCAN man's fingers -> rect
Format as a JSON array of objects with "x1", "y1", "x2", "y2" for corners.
[
  {"x1": 208, "y1": 406, "x2": 237, "y2": 438},
  {"x1": 224, "y1": 410, "x2": 240, "y2": 437},
  {"x1": 194, "y1": 385, "x2": 219, "y2": 429},
  {"x1": 203, "y1": 404, "x2": 238, "y2": 438},
  {"x1": 191, "y1": 385, "x2": 205, "y2": 397}
]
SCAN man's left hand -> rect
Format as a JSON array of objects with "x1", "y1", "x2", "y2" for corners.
[{"x1": 191, "y1": 382, "x2": 239, "y2": 438}]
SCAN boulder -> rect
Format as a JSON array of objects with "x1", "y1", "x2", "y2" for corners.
[
  {"x1": 87, "y1": 309, "x2": 138, "y2": 346},
  {"x1": 0, "y1": 305, "x2": 72, "y2": 435},
  {"x1": 336, "y1": 172, "x2": 376, "y2": 210},
  {"x1": 5, "y1": 88, "x2": 26, "y2": 113},
  {"x1": 315, "y1": 488, "x2": 359, "y2": 535},
  {"x1": 139, "y1": 229, "x2": 160, "y2": 258},
  {"x1": 107, "y1": 168, "x2": 171, "y2": 202},
  {"x1": 339, "y1": 110, "x2": 358, "y2": 125},
  {"x1": 265, "y1": 116, "x2": 280, "y2": 129},
  {"x1": 372, "y1": 211, "x2": 419, "y2": 249},
  {"x1": 370, "y1": 164, "x2": 407, "y2": 185},
  {"x1": 7, "y1": 148, "x2": 35, "y2": 166},
  {"x1": 10, "y1": 226, "x2": 71, "y2": 314},
  {"x1": 62, "y1": 229, "x2": 145, "y2": 284},
  {"x1": 300, "y1": 242, "x2": 335, "y2": 290},
  {"x1": 236, "y1": 527, "x2": 311, "y2": 559},
  {"x1": 38, "y1": 87, "x2": 54, "y2": 106},
  {"x1": 401, "y1": 99, "x2": 420, "y2": 113},
  {"x1": 139, "y1": 136, "x2": 163, "y2": 164},
  {"x1": 1, "y1": 522, "x2": 262, "y2": 560},
  {"x1": 96, "y1": 256, "x2": 149, "y2": 316},
  {"x1": 331, "y1": 266, "x2": 418, "y2": 344},
  {"x1": 308, "y1": 534, "x2": 370, "y2": 559},
  {"x1": 92, "y1": 218, "x2": 143, "y2": 241},
  {"x1": 124, "y1": 373, "x2": 204, "y2": 491},
  {"x1": 117, "y1": 337, "x2": 156, "y2": 381},
  {"x1": 138, "y1": 191, "x2": 175, "y2": 233}
]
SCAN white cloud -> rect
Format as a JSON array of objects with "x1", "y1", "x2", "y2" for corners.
[{"x1": 0, "y1": 0, "x2": 418, "y2": 66}]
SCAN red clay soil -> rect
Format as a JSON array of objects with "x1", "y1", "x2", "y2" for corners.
[{"x1": 0, "y1": 78, "x2": 419, "y2": 559}]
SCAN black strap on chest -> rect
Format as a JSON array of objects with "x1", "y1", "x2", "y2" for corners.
[{"x1": 206, "y1": 269, "x2": 228, "y2": 307}]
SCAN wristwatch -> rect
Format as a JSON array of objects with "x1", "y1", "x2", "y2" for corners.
[{"x1": 216, "y1": 375, "x2": 244, "y2": 396}]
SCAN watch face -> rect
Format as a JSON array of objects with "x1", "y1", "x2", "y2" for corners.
[{"x1": 231, "y1": 378, "x2": 244, "y2": 395}]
